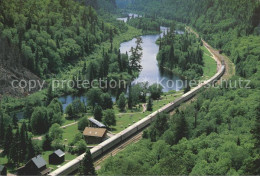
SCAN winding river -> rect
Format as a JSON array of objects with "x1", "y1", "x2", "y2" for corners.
[{"x1": 57, "y1": 18, "x2": 184, "y2": 111}]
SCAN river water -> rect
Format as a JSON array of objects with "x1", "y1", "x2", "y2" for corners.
[
  {"x1": 58, "y1": 27, "x2": 184, "y2": 111},
  {"x1": 120, "y1": 26, "x2": 184, "y2": 92}
]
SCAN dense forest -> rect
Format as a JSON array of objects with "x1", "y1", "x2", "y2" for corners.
[
  {"x1": 99, "y1": 0, "x2": 260, "y2": 175},
  {"x1": 0, "y1": 0, "x2": 120, "y2": 78},
  {"x1": 157, "y1": 27, "x2": 204, "y2": 79},
  {"x1": 0, "y1": 0, "x2": 144, "y2": 170},
  {"x1": 119, "y1": 0, "x2": 260, "y2": 83},
  {"x1": 100, "y1": 88, "x2": 260, "y2": 175},
  {"x1": 0, "y1": 0, "x2": 260, "y2": 175}
]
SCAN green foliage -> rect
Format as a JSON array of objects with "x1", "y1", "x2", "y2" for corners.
[
  {"x1": 117, "y1": 93, "x2": 126, "y2": 112},
  {"x1": 30, "y1": 107, "x2": 49, "y2": 134},
  {"x1": 148, "y1": 84, "x2": 163, "y2": 100},
  {"x1": 127, "y1": 17, "x2": 160, "y2": 33},
  {"x1": 101, "y1": 93, "x2": 113, "y2": 110},
  {"x1": 99, "y1": 86, "x2": 260, "y2": 175},
  {"x1": 51, "y1": 139, "x2": 65, "y2": 151},
  {"x1": 102, "y1": 109, "x2": 116, "y2": 127},
  {"x1": 147, "y1": 96, "x2": 153, "y2": 112},
  {"x1": 86, "y1": 88, "x2": 103, "y2": 109},
  {"x1": 49, "y1": 123, "x2": 63, "y2": 141},
  {"x1": 94, "y1": 105, "x2": 103, "y2": 121},
  {"x1": 157, "y1": 31, "x2": 204, "y2": 80},
  {"x1": 70, "y1": 139, "x2": 87, "y2": 156},
  {"x1": 78, "y1": 117, "x2": 89, "y2": 131},
  {"x1": 79, "y1": 149, "x2": 96, "y2": 175},
  {"x1": 65, "y1": 99, "x2": 85, "y2": 119},
  {"x1": 0, "y1": 0, "x2": 117, "y2": 77},
  {"x1": 123, "y1": 0, "x2": 260, "y2": 81},
  {"x1": 129, "y1": 37, "x2": 143, "y2": 76},
  {"x1": 42, "y1": 134, "x2": 52, "y2": 151}
]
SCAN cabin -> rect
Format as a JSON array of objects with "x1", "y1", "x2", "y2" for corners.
[
  {"x1": 0, "y1": 165, "x2": 7, "y2": 176},
  {"x1": 89, "y1": 118, "x2": 106, "y2": 128},
  {"x1": 49, "y1": 149, "x2": 65, "y2": 165},
  {"x1": 17, "y1": 155, "x2": 50, "y2": 175},
  {"x1": 83, "y1": 127, "x2": 107, "y2": 144}
]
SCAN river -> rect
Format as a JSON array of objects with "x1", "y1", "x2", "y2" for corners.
[{"x1": 120, "y1": 26, "x2": 184, "y2": 92}]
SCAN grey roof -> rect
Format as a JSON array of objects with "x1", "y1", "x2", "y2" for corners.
[
  {"x1": 89, "y1": 118, "x2": 106, "y2": 128},
  {"x1": 31, "y1": 155, "x2": 47, "y2": 169},
  {"x1": 54, "y1": 149, "x2": 65, "y2": 157},
  {"x1": 0, "y1": 165, "x2": 5, "y2": 171}
]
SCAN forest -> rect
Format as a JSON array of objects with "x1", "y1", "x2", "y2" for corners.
[
  {"x1": 98, "y1": 0, "x2": 260, "y2": 175},
  {"x1": 0, "y1": 0, "x2": 260, "y2": 175},
  {"x1": 0, "y1": 0, "x2": 121, "y2": 78},
  {"x1": 157, "y1": 27, "x2": 204, "y2": 80}
]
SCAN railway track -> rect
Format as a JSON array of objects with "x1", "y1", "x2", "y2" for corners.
[
  {"x1": 49, "y1": 26, "x2": 226, "y2": 176},
  {"x1": 94, "y1": 131, "x2": 143, "y2": 169}
]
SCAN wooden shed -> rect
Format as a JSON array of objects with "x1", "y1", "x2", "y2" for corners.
[
  {"x1": 17, "y1": 155, "x2": 50, "y2": 175},
  {"x1": 0, "y1": 165, "x2": 7, "y2": 176},
  {"x1": 83, "y1": 127, "x2": 107, "y2": 144},
  {"x1": 49, "y1": 149, "x2": 65, "y2": 165}
]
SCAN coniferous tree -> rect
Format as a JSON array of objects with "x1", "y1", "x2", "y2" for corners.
[
  {"x1": 26, "y1": 138, "x2": 35, "y2": 161},
  {"x1": 118, "y1": 49, "x2": 122, "y2": 72},
  {"x1": 168, "y1": 44, "x2": 175, "y2": 69},
  {"x1": 147, "y1": 97, "x2": 153, "y2": 111},
  {"x1": 0, "y1": 115, "x2": 5, "y2": 146},
  {"x1": 174, "y1": 112, "x2": 189, "y2": 144},
  {"x1": 4, "y1": 125, "x2": 13, "y2": 156},
  {"x1": 129, "y1": 37, "x2": 143, "y2": 76},
  {"x1": 118, "y1": 93, "x2": 126, "y2": 112},
  {"x1": 79, "y1": 149, "x2": 96, "y2": 175},
  {"x1": 94, "y1": 105, "x2": 103, "y2": 122},
  {"x1": 128, "y1": 86, "x2": 133, "y2": 110},
  {"x1": 19, "y1": 122, "x2": 28, "y2": 162},
  {"x1": 9, "y1": 130, "x2": 20, "y2": 165},
  {"x1": 250, "y1": 103, "x2": 260, "y2": 174},
  {"x1": 12, "y1": 114, "x2": 18, "y2": 129},
  {"x1": 47, "y1": 84, "x2": 53, "y2": 105},
  {"x1": 42, "y1": 134, "x2": 52, "y2": 151}
]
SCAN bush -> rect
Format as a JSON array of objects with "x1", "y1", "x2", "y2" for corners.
[{"x1": 78, "y1": 117, "x2": 89, "y2": 131}]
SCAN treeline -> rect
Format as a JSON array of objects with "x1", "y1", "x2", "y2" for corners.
[
  {"x1": 157, "y1": 27, "x2": 204, "y2": 79},
  {"x1": 0, "y1": 0, "x2": 122, "y2": 78},
  {"x1": 127, "y1": 17, "x2": 160, "y2": 33},
  {"x1": 99, "y1": 86, "x2": 260, "y2": 175}
]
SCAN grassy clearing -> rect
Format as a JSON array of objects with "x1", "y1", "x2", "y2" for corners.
[
  {"x1": 111, "y1": 91, "x2": 183, "y2": 133},
  {"x1": 62, "y1": 124, "x2": 79, "y2": 145},
  {"x1": 201, "y1": 46, "x2": 217, "y2": 80}
]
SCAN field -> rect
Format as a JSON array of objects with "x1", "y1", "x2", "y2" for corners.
[{"x1": 201, "y1": 46, "x2": 217, "y2": 80}]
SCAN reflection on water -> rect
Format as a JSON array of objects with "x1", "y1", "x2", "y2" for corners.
[{"x1": 120, "y1": 27, "x2": 185, "y2": 92}]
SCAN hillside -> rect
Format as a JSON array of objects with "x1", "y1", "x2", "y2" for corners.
[{"x1": 98, "y1": 0, "x2": 260, "y2": 175}]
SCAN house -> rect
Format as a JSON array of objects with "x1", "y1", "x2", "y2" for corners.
[
  {"x1": 89, "y1": 118, "x2": 106, "y2": 128},
  {"x1": 0, "y1": 165, "x2": 7, "y2": 176},
  {"x1": 49, "y1": 149, "x2": 65, "y2": 165},
  {"x1": 83, "y1": 127, "x2": 107, "y2": 144},
  {"x1": 17, "y1": 155, "x2": 51, "y2": 175}
]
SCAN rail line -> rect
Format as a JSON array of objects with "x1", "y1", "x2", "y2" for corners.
[
  {"x1": 94, "y1": 131, "x2": 143, "y2": 168},
  {"x1": 49, "y1": 29, "x2": 226, "y2": 176}
]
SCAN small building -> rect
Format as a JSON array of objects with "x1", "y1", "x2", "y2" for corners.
[
  {"x1": 89, "y1": 118, "x2": 106, "y2": 128},
  {"x1": 0, "y1": 165, "x2": 7, "y2": 176},
  {"x1": 83, "y1": 127, "x2": 107, "y2": 144},
  {"x1": 17, "y1": 155, "x2": 50, "y2": 175},
  {"x1": 49, "y1": 149, "x2": 65, "y2": 165}
]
